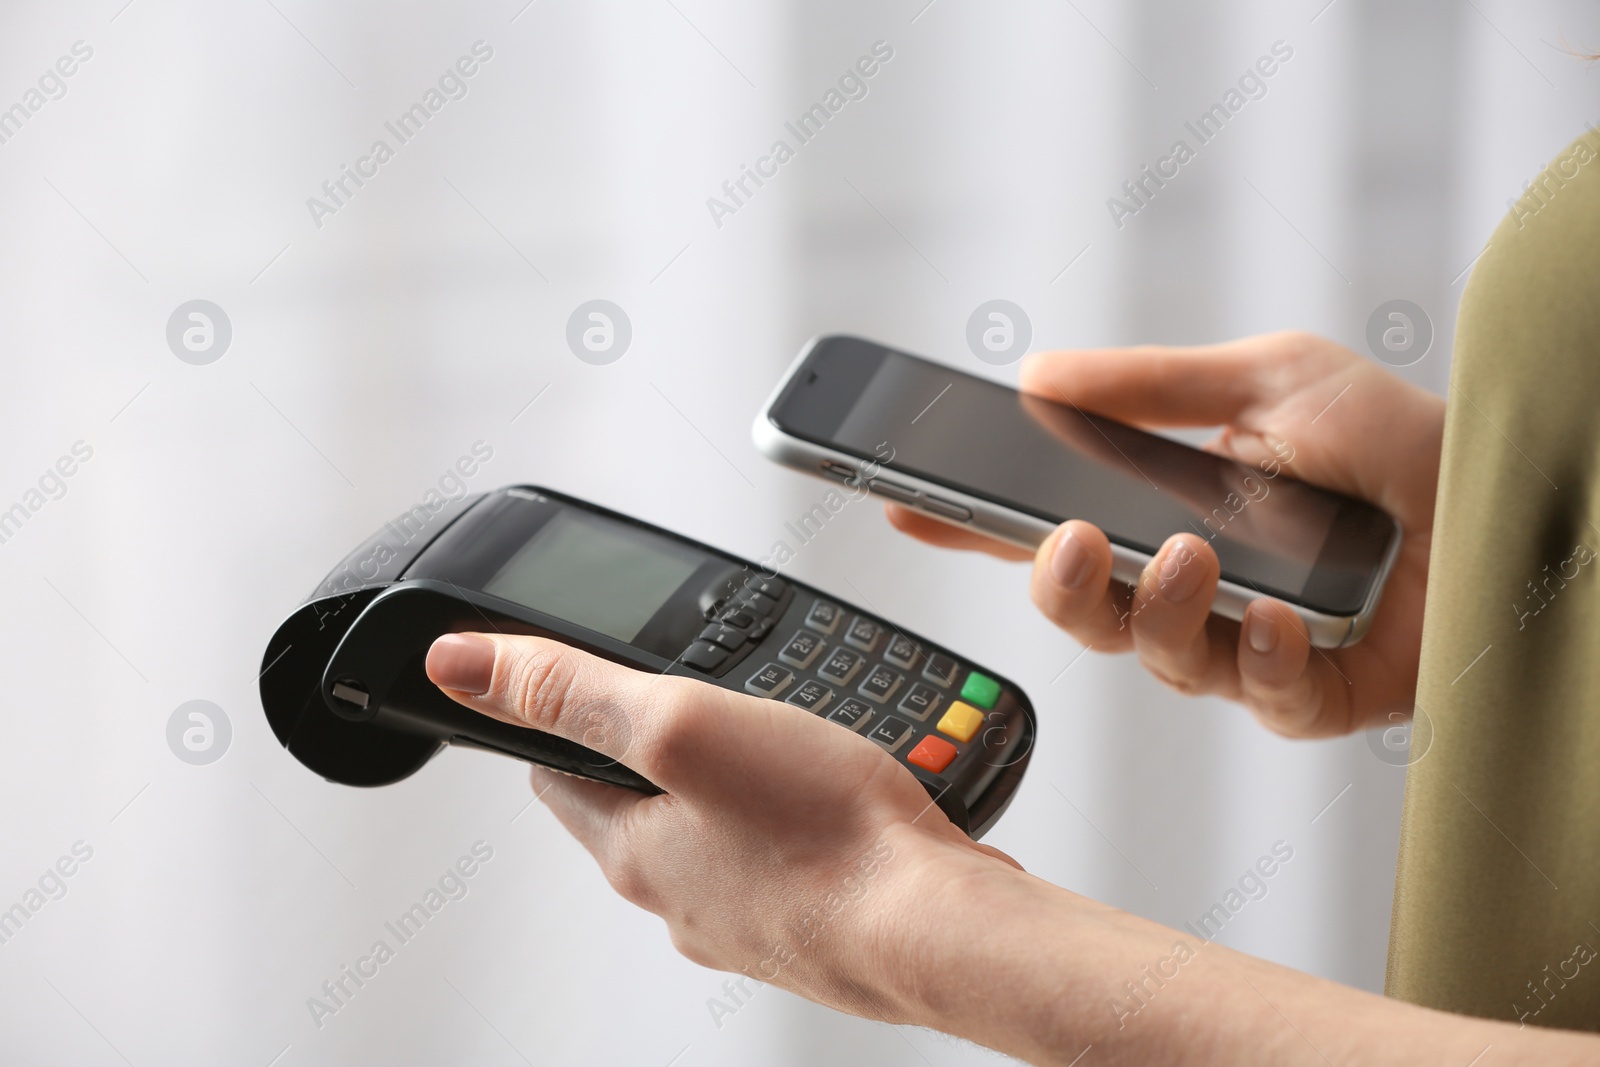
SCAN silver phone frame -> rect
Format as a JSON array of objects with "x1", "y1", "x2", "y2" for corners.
[{"x1": 751, "y1": 336, "x2": 1403, "y2": 649}]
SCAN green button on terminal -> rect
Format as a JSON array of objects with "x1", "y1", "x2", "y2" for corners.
[{"x1": 959, "y1": 670, "x2": 1000, "y2": 709}]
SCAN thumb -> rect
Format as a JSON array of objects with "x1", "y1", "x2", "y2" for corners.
[{"x1": 425, "y1": 631, "x2": 701, "y2": 792}]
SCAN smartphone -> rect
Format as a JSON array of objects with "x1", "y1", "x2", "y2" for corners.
[{"x1": 753, "y1": 335, "x2": 1402, "y2": 648}]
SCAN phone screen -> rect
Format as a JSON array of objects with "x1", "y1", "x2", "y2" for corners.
[{"x1": 769, "y1": 337, "x2": 1396, "y2": 615}]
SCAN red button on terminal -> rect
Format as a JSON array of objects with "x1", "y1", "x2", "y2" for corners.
[{"x1": 906, "y1": 735, "x2": 958, "y2": 774}]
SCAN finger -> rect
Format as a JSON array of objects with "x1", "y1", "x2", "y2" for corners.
[
  {"x1": 1029, "y1": 521, "x2": 1134, "y2": 652},
  {"x1": 1235, "y1": 601, "x2": 1352, "y2": 738},
  {"x1": 529, "y1": 765, "x2": 662, "y2": 908},
  {"x1": 425, "y1": 631, "x2": 742, "y2": 792},
  {"x1": 1018, "y1": 333, "x2": 1315, "y2": 429},
  {"x1": 1127, "y1": 535, "x2": 1233, "y2": 695},
  {"x1": 527, "y1": 764, "x2": 641, "y2": 851},
  {"x1": 883, "y1": 503, "x2": 1034, "y2": 561}
]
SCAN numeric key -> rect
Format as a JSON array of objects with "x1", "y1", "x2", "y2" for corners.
[
  {"x1": 844, "y1": 616, "x2": 882, "y2": 652},
  {"x1": 786, "y1": 680, "x2": 833, "y2": 714},
  {"x1": 805, "y1": 600, "x2": 842, "y2": 634},
  {"x1": 857, "y1": 664, "x2": 903, "y2": 704},
  {"x1": 884, "y1": 634, "x2": 920, "y2": 669},
  {"x1": 827, "y1": 698, "x2": 873, "y2": 732},
  {"x1": 816, "y1": 646, "x2": 865, "y2": 686},
  {"x1": 777, "y1": 630, "x2": 825, "y2": 670},
  {"x1": 744, "y1": 663, "x2": 793, "y2": 698},
  {"x1": 897, "y1": 683, "x2": 942, "y2": 721}
]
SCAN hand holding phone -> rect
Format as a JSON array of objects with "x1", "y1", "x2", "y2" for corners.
[{"x1": 758, "y1": 332, "x2": 1445, "y2": 738}]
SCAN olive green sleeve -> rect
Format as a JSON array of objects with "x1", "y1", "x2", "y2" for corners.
[{"x1": 1387, "y1": 128, "x2": 1600, "y2": 1031}]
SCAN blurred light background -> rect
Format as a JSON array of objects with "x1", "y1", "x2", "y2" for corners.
[{"x1": 0, "y1": 0, "x2": 1596, "y2": 1063}]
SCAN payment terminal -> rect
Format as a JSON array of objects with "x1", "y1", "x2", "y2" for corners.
[{"x1": 259, "y1": 486, "x2": 1035, "y2": 838}]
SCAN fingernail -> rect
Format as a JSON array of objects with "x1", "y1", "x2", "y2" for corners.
[
  {"x1": 426, "y1": 633, "x2": 496, "y2": 695},
  {"x1": 1154, "y1": 539, "x2": 1204, "y2": 604},
  {"x1": 1050, "y1": 528, "x2": 1094, "y2": 589},
  {"x1": 1245, "y1": 612, "x2": 1279, "y2": 655}
]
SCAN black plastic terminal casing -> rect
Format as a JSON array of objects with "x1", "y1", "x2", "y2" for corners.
[{"x1": 259, "y1": 486, "x2": 1036, "y2": 838}]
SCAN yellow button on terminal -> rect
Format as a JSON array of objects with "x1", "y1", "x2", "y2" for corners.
[{"x1": 936, "y1": 700, "x2": 984, "y2": 744}]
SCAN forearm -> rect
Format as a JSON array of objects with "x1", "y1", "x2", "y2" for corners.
[{"x1": 877, "y1": 832, "x2": 1597, "y2": 1066}]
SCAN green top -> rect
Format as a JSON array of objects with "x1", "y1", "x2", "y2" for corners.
[{"x1": 1388, "y1": 127, "x2": 1600, "y2": 1030}]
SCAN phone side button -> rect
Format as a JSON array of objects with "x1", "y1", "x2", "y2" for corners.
[
  {"x1": 922, "y1": 496, "x2": 972, "y2": 522},
  {"x1": 820, "y1": 461, "x2": 858, "y2": 483},
  {"x1": 867, "y1": 479, "x2": 919, "y2": 505}
]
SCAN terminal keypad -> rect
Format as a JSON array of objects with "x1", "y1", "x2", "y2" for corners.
[{"x1": 742, "y1": 597, "x2": 1008, "y2": 788}]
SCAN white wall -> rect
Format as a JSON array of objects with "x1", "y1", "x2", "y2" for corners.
[{"x1": 0, "y1": 1, "x2": 1595, "y2": 1063}]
